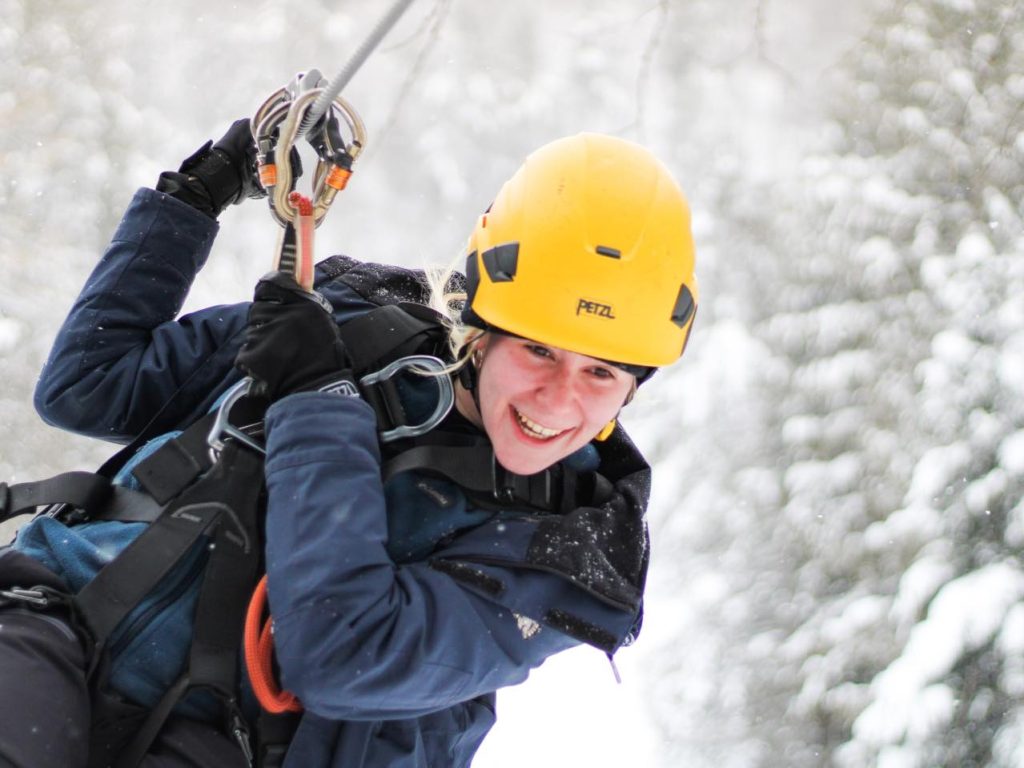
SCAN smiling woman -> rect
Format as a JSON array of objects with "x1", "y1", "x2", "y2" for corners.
[
  {"x1": 442, "y1": 132, "x2": 698, "y2": 475},
  {"x1": 464, "y1": 337, "x2": 630, "y2": 475},
  {"x1": 0, "y1": 127, "x2": 697, "y2": 768},
  {"x1": 459, "y1": 336, "x2": 636, "y2": 475}
]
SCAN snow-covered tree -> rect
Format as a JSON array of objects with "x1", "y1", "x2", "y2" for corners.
[{"x1": 646, "y1": 0, "x2": 1024, "y2": 765}]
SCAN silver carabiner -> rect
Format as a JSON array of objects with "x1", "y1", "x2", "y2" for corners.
[
  {"x1": 252, "y1": 71, "x2": 367, "y2": 228},
  {"x1": 207, "y1": 378, "x2": 267, "y2": 460},
  {"x1": 360, "y1": 355, "x2": 455, "y2": 443},
  {"x1": 208, "y1": 356, "x2": 452, "y2": 456}
]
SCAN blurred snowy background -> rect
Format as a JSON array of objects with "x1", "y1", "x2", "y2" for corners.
[{"x1": 2, "y1": 0, "x2": 1023, "y2": 765}]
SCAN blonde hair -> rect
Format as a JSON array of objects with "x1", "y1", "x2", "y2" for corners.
[{"x1": 422, "y1": 258, "x2": 486, "y2": 373}]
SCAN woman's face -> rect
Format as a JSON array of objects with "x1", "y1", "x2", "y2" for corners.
[{"x1": 461, "y1": 334, "x2": 636, "y2": 475}]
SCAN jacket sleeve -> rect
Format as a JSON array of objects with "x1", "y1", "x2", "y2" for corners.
[
  {"x1": 33, "y1": 188, "x2": 250, "y2": 441},
  {"x1": 262, "y1": 393, "x2": 580, "y2": 721}
]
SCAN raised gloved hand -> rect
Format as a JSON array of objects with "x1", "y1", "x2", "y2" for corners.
[
  {"x1": 157, "y1": 118, "x2": 285, "y2": 218},
  {"x1": 235, "y1": 272, "x2": 358, "y2": 401}
]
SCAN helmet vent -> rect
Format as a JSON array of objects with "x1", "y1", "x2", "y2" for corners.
[
  {"x1": 595, "y1": 245, "x2": 621, "y2": 259},
  {"x1": 671, "y1": 284, "x2": 696, "y2": 328},
  {"x1": 482, "y1": 243, "x2": 519, "y2": 282}
]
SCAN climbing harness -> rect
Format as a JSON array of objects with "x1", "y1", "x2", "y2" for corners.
[{"x1": 0, "y1": 291, "x2": 461, "y2": 767}]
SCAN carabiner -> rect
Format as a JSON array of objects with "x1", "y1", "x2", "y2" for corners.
[
  {"x1": 360, "y1": 355, "x2": 455, "y2": 443},
  {"x1": 207, "y1": 378, "x2": 267, "y2": 460},
  {"x1": 251, "y1": 71, "x2": 367, "y2": 229}
]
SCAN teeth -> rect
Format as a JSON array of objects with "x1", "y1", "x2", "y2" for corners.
[{"x1": 514, "y1": 408, "x2": 566, "y2": 439}]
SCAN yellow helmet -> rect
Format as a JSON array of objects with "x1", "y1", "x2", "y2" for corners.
[{"x1": 462, "y1": 133, "x2": 697, "y2": 373}]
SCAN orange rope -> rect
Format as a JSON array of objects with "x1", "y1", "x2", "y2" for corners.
[{"x1": 244, "y1": 574, "x2": 303, "y2": 714}]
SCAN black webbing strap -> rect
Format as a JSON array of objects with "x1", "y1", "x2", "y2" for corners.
[
  {"x1": 0, "y1": 474, "x2": 165, "y2": 526},
  {"x1": 94, "y1": 377, "x2": 234, "y2": 482},
  {"x1": 91, "y1": 486, "x2": 164, "y2": 524},
  {"x1": 361, "y1": 377, "x2": 410, "y2": 432},
  {"x1": 336, "y1": 303, "x2": 444, "y2": 372},
  {"x1": 74, "y1": 504, "x2": 220, "y2": 652},
  {"x1": 74, "y1": 454, "x2": 235, "y2": 650},
  {"x1": 382, "y1": 443, "x2": 562, "y2": 511},
  {"x1": 187, "y1": 445, "x2": 263, "y2": 691},
  {"x1": 130, "y1": 412, "x2": 218, "y2": 505},
  {"x1": 257, "y1": 710, "x2": 301, "y2": 768},
  {"x1": 101, "y1": 443, "x2": 266, "y2": 768},
  {"x1": 108, "y1": 674, "x2": 191, "y2": 768},
  {"x1": 0, "y1": 472, "x2": 112, "y2": 522},
  {"x1": 382, "y1": 443, "x2": 493, "y2": 489}
]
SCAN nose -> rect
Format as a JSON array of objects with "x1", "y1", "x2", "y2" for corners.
[{"x1": 533, "y1": 361, "x2": 582, "y2": 415}]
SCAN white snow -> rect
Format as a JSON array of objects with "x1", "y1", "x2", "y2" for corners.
[
  {"x1": 890, "y1": 550, "x2": 956, "y2": 627},
  {"x1": 904, "y1": 442, "x2": 973, "y2": 506},
  {"x1": 998, "y1": 430, "x2": 1024, "y2": 475},
  {"x1": 855, "y1": 236, "x2": 903, "y2": 287},
  {"x1": 863, "y1": 504, "x2": 944, "y2": 552},
  {"x1": 945, "y1": 67, "x2": 977, "y2": 100},
  {"x1": 0, "y1": 317, "x2": 22, "y2": 354},
  {"x1": 854, "y1": 563, "x2": 1024, "y2": 746},
  {"x1": 955, "y1": 230, "x2": 996, "y2": 262}
]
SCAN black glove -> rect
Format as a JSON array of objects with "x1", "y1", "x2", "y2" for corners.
[
  {"x1": 156, "y1": 118, "x2": 271, "y2": 218},
  {"x1": 235, "y1": 272, "x2": 358, "y2": 401}
]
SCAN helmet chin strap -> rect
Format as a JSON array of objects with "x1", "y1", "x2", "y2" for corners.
[{"x1": 454, "y1": 345, "x2": 486, "y2": 428}]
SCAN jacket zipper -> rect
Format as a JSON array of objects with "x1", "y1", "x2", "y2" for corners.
[{"x1": 106, "y1": 541, "x2": 209, "y2": 659}]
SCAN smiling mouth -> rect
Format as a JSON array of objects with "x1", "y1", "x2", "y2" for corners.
[{"x1": 513, "y1": 407, "x2": 569, "y2": 441}]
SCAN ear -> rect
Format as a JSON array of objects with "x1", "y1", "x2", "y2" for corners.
[{"x1": 457, "y1": 331, "x2": 491, "y2": 393}]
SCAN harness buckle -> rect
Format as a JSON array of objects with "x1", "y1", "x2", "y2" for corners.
[
  {"x1": 359, "y1": 355, "x2": 455, "y2": 443},
  {"x1": 41, "y1": 502, "x2": 86, "y2": 525},
  {"x1": 491, "y1": 457, "x2": 517, "y2": 505},
  {"x1": 0, "y1": 586, "x2": 58, "y2": 609},
  {"x1": 230, "y1": 711, "x2": 255, "y2": 768}
]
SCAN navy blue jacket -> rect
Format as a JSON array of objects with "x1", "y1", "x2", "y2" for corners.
[{"x1": 22, "y1": 189, "x2": 651, "y2": 767}]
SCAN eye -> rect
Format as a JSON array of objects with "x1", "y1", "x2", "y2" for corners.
[
  {"x1": 588, "y1": 366, "x2": 617, "y2": 381},
  {"x1": 524, "y1": 343, "x2": 554, "y2": 360}
]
